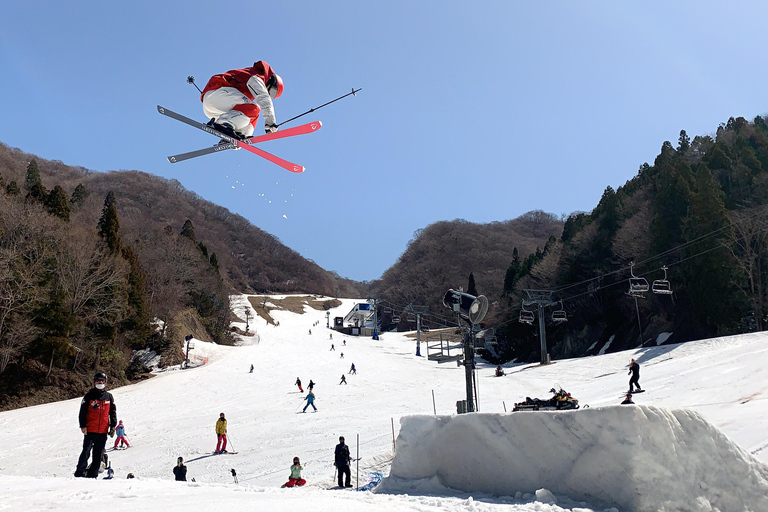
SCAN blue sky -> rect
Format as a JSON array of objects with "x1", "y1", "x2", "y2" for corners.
[{"x1": 1, "y1": 2, "x2": 767, "y2": 282}]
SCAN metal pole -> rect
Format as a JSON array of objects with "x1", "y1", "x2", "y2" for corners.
[
  {"x1": 538, "y1": 303, "x2": 548, "y2": 364},
  {"x1": 416, "y1": 314, "x2": 421, "y2": 356},
  {"x1": 356, "y1": 434, "x2": 359, "y2": 490},
  {"x1": 391, "y1": 418, "x2": 396, "y2": 451},
  {"x1": 634, "y1": 295, "x2": 643, "y2": 346},
  {"x1": 432, "y1": 390, "x2": 436, "y2": 415},
  {"x1": 463, "y1": 326, "x2": 475, "y2": 412},
  {"x1": 278, "y1": 88, "x2": 362, "y2": 126}
]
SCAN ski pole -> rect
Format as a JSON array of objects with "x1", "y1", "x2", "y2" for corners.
[
  {"x1": 277, "y1": 88, "x2": 362, "y2": 127},
  {"x1": 227, "y1": 435, "x2": 235, "y2": 453},
  {"x1": 187, "y1": 76, "x2": 203, "y2": 94}
]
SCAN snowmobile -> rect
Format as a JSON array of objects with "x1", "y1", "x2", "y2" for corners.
[{"x1": 512, "y1": 387, "x2": 580, "y2": 411}]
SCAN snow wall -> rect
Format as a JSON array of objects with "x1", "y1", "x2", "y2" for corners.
[{"x1": 382, "y1": 406, "x2": 768, "y2": 512}]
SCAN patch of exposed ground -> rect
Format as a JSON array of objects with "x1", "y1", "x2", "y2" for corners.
[{"x1": 247, "y1": 296, "x2": 342, "y2": 325}]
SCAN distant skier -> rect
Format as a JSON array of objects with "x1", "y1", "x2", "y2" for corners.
[
  {"x1": 628, "y1": 359, "x2": 642, "y2": 393},
  {"x1": 308, "y1": 380, "x2": 315, "y2": 392},
  {"x1": 113, "y1": 420, "x2": 130, "y2": 449},
  {"x1": 495, "y1": 365, "x2": 504, "y2": 377},
  {"x1": 174, "y1": 457, "x2": 187, "y2": 481},
  {"x1": 309, "y1": 329, "x2": 312, "y2": 335},
  {"x1": 295, "y1": 377, "x2": 303, "y2": 393},
  {"x1": 340, "y1": 352, "x2": 344, "y2": 359},
  {"x1": 302, "y1": 391, "x2": 317, "y2": 412},
  {"x1": 348, "y1": 363, "x2": 356, "y2": 375},
  {"x1": 343, "y1": 340, "x2": 346, "y2": 346},
  {"x1": 330, "y1": 344, "x2": 335, "y2": 351},
  {"x1": 330, "y1": 333, "x2": 333, "y2": 340},
  {"x1": 334, "y1": 436, "x2": 352, "y2": 488},
  {"x1": 250, "y1": 364, "x2": 254, "y2": 373},
  {"x1": 75, "y1": 372, "x2": 117, "y2": 478},
  {"x1": 215, "y1": 413, "x2": 228, "y2": 454},
  {"x1": 339, "y1": 375, "x2": 347, "y2": 385},
  {"x1": 201, "y1": 61, "x2": 283, "y2": 141},
  {"x1": 282, "y1": 456, "x2": 306, "y2": 487}
]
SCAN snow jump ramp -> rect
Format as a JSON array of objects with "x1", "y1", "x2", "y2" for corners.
[{"x1": 382, "y1": 405, "x2": 768, "y2": 512}]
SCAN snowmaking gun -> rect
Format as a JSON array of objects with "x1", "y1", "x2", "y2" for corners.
[{"x1": 512, "y1": 387, "x2": 580, "y2": 412}]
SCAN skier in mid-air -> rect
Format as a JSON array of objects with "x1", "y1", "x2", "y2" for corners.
[{"x1": 200, "y1": 61, "x2": 283, "y2": 141}]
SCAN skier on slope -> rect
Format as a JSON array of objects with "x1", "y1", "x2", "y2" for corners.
[
  {"x1": 334, "y1": 436, "x2": 352, "y2": 488},
  {"x1": 339, "y1": 375, "x2": 347, "y2": 385},
  {"x1": 215, "y1": 413, "x2": 228, "y2": 454},
  {"x1": 295, "y1": 377, "x2": 303, "y2": 393},
  {"x1": 302, "y1": 390, "x2": 317, "y2": 412},
  {"x1": 308, "y1": 380, "x2": 315, "y2": 392},
  {"x1": 282, "y1": 456, "x2": 306, "y2": 487},
  {"x1": 75, "y1": 372, "x2": 117, "y2": 478},
  {"x1": 113, "y1": 420, "x2": 130, "y2": 449},
  {"x1": 348, "y1": 363, "x2": 356, "y2": 375},
  {"x1": 201, "y1": 61, "x2": 283, "y2": 141},
  {"x1": 628, "y1": 359, "x2": 642, "y2": 393}
]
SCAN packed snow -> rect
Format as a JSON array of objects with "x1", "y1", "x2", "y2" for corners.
[{"x1": 0, "y1": 295, "x2": 767, "y2": 511}]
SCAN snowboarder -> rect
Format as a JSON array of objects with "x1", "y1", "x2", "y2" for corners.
[
  {"x1": 628, "y1": 359, "x2": 642, "y2": 393},
  {"x1": 75, "y1": 372, "x2": 117, "y2": 478},
  {"x1": 200, "y1": 61, "x2": 283, "y2": 141},
  {"x1": 295, "y1": 377, "x2": 303, "y2": 393},
  {"x1": 330, "y1": 344, "x2": 335, "y2": 351},
  {"x1": 249, "y1": 364, "x2": 254, "y2": 373},
  {"x1": 282, "y1": 456, "x2": 306, "y2": 487},
  {"x1": 308, "y1": 380, "x2": 315, "y2": 392},
  {"x1": 334, "y1": 436, "x2": 352, "y2": 488},
  {"x1": 302, "y1": 390, "x2": 317, "y2": 412},
  {"x1": 348, "y1": 363, "x2": 356, "y2": 375},
  {"x1": 113, "y1": 420, "x2": 130, "y2": 449},
  {"x1": 215, "y1": 413, "x2": 228, "y2": 454},
  {"x1": 621, "y1": 392, "x2": 635, "y2": 405},
  {"x1": 339, "y1": 375, "x2": 347, "y2": 385},
  {"x1": 173, "y1": 457, "x2": 187, "y2": 481}
]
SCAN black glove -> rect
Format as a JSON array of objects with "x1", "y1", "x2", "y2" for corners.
[
  {"x1": 108, "y1": 427, "x2": 115, "y2": 437},
  {"x1": 265, "y1": 123, "x2": 278, "y2": 134}
]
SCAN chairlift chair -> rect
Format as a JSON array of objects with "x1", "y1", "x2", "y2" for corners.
[
  {"x1": 652, "y1": 265, "x2": 673, "y2": 295},
  {"x1": 519, "y1": 302, "x2": 534, "y2": 325},
  {"x1": 392, "y1": 315, "x2": 401, "y2": 323},
  {"x1": 552, "y1": 300, "x2": 567, "y2": 323},
  {"x1": 628, "y1": 261, "x2": 649, "y2": 296}
]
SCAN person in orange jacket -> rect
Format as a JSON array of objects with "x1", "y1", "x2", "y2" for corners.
[{"x1": 75, "y1": 372, "x2": 117, "y2": 478}]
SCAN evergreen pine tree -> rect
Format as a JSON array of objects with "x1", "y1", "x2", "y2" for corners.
[
  {"x1": 70, "y1": 183, "x2": 89, "y2": 209},
  {"x1": 98, "y1": 191, "x2": 122, "y2": 254},
  {"x1": 181, "y1": 219, "x2": 196, "y2": 242},
  {"x1": 503, "y1": 248, "x2": 521, "y2": 295},
  {"x1": 467, "y1": 272, "x2": 478, "y2": 297},
  {"x1": 209, "y1": 252, "x2": 219, "y2": 272},
  {"x1": 121, "y1": 246, "x2": 151, "y2": 346},
  {"x1": 46, "y1": 185, "x2": 71, "y2": 221},
  {"x1": 24, "y1": 159, "x2": 42, "y2": 192}
]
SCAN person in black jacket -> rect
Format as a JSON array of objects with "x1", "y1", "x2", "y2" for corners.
[
  {"x1": 173, "y1": 457, "x2": 187, "y2": 481},
  {"x1": 628, "y1": 359, "x2": 642, "y2": 393},
  {"x1": 334, "y1": 436, "x2": 352, "y2": 488},
  {"x1": 75, "y1": 372, "x2": 117, "y2": 478}
]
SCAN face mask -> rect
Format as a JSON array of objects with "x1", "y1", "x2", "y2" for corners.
[{"x1": 95, "y1": 383, "x2": 105, "y2": 390}]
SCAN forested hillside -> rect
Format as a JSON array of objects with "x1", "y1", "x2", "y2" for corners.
[
  {"x1": 497, "y1": 115, "x2": 768, "y2": 362},
  {"x1": 0, "y1": 144, "x2": 363, "y2": 409}
]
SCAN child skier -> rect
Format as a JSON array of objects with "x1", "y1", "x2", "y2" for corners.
[
  {"x1": 282, "y1": 456, "x2": 306, "y2": 487},
  {"x1": 302, "y1": 391, "x2": 317, "y2": 412},
  {"x1": 295, "y1": 377, "x2": 303, "y2": 393},
  {"x1": 215, "y1": 413, "x2": 228, "y2": 454},
  {"x1": 113, "y1": 420, "x2": 130, "y2": 449}
]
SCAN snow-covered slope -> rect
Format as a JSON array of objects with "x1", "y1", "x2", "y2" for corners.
[{"x1": 0, "y1": 295, "x2": 766, "y2": 511}]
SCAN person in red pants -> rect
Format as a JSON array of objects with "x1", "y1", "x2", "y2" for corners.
[
  {"x1": 282, "y1": 457, "x2": 306, "y2": 487},
  {"x1": 215, "y1": 413, "x2": 228, "y2": 454},
  {"x1": 113, "y1": 420, "x2": 130, "y2": 449}
]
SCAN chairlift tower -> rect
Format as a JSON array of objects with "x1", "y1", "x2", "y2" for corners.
[
  {"x1": 403, "y1": 303, "x2": 428, "y2": 355},
  {"x1": 523, "y1": 289, "x2": 557, "y2": 365}
]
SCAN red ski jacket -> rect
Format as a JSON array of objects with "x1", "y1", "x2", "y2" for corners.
[
  {"x1": 201, "y1": 61, "x2": 277, "y2": 102},
  {"x1": 78, "y1": 388, "x2": 117, "y2": 434}
]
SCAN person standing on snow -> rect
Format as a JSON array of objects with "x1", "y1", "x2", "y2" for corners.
[
  {"x1": 282, "y1": 456, "x2": 306, "y2": 487},
  {"x1": 330, "y1": 343, "x2": 335, "y2": 351},
  {"x1": 75, "y1": 372, "x2": 117, "y2": 478},
  {"x1": 295, "y1": 377, "x2": 303, "y2": 393},
  {"x1": 201, "y1": 61, "x2": 283, "y2": 141},
  {"x1": 302, "y1": 390, "x2": 317, "y2": 412},
  {"x1": 308, "y1": 380, "x2": 315, "y2": 392},
  {"x1": 339, "y1": 375, "x2": 347, "y2": 385},
  {"x1": 173, "y1": 457, "x2": 187, "y2": 481},
  {"x1": 113, "y1": 420, "x2": 130, "y2": 449},
  {"x1": 215, "y1": 413, "x2": 228, "y2": 454},
  {"x1": 348, "y1": 363, "x2": 356, "y2": 375},
  {"x1": 334, "y1": 436, "x2": 352, "y2": 488},
  {"x1": 628, "y1": 359, "x2": 642, "y2": 393}
]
